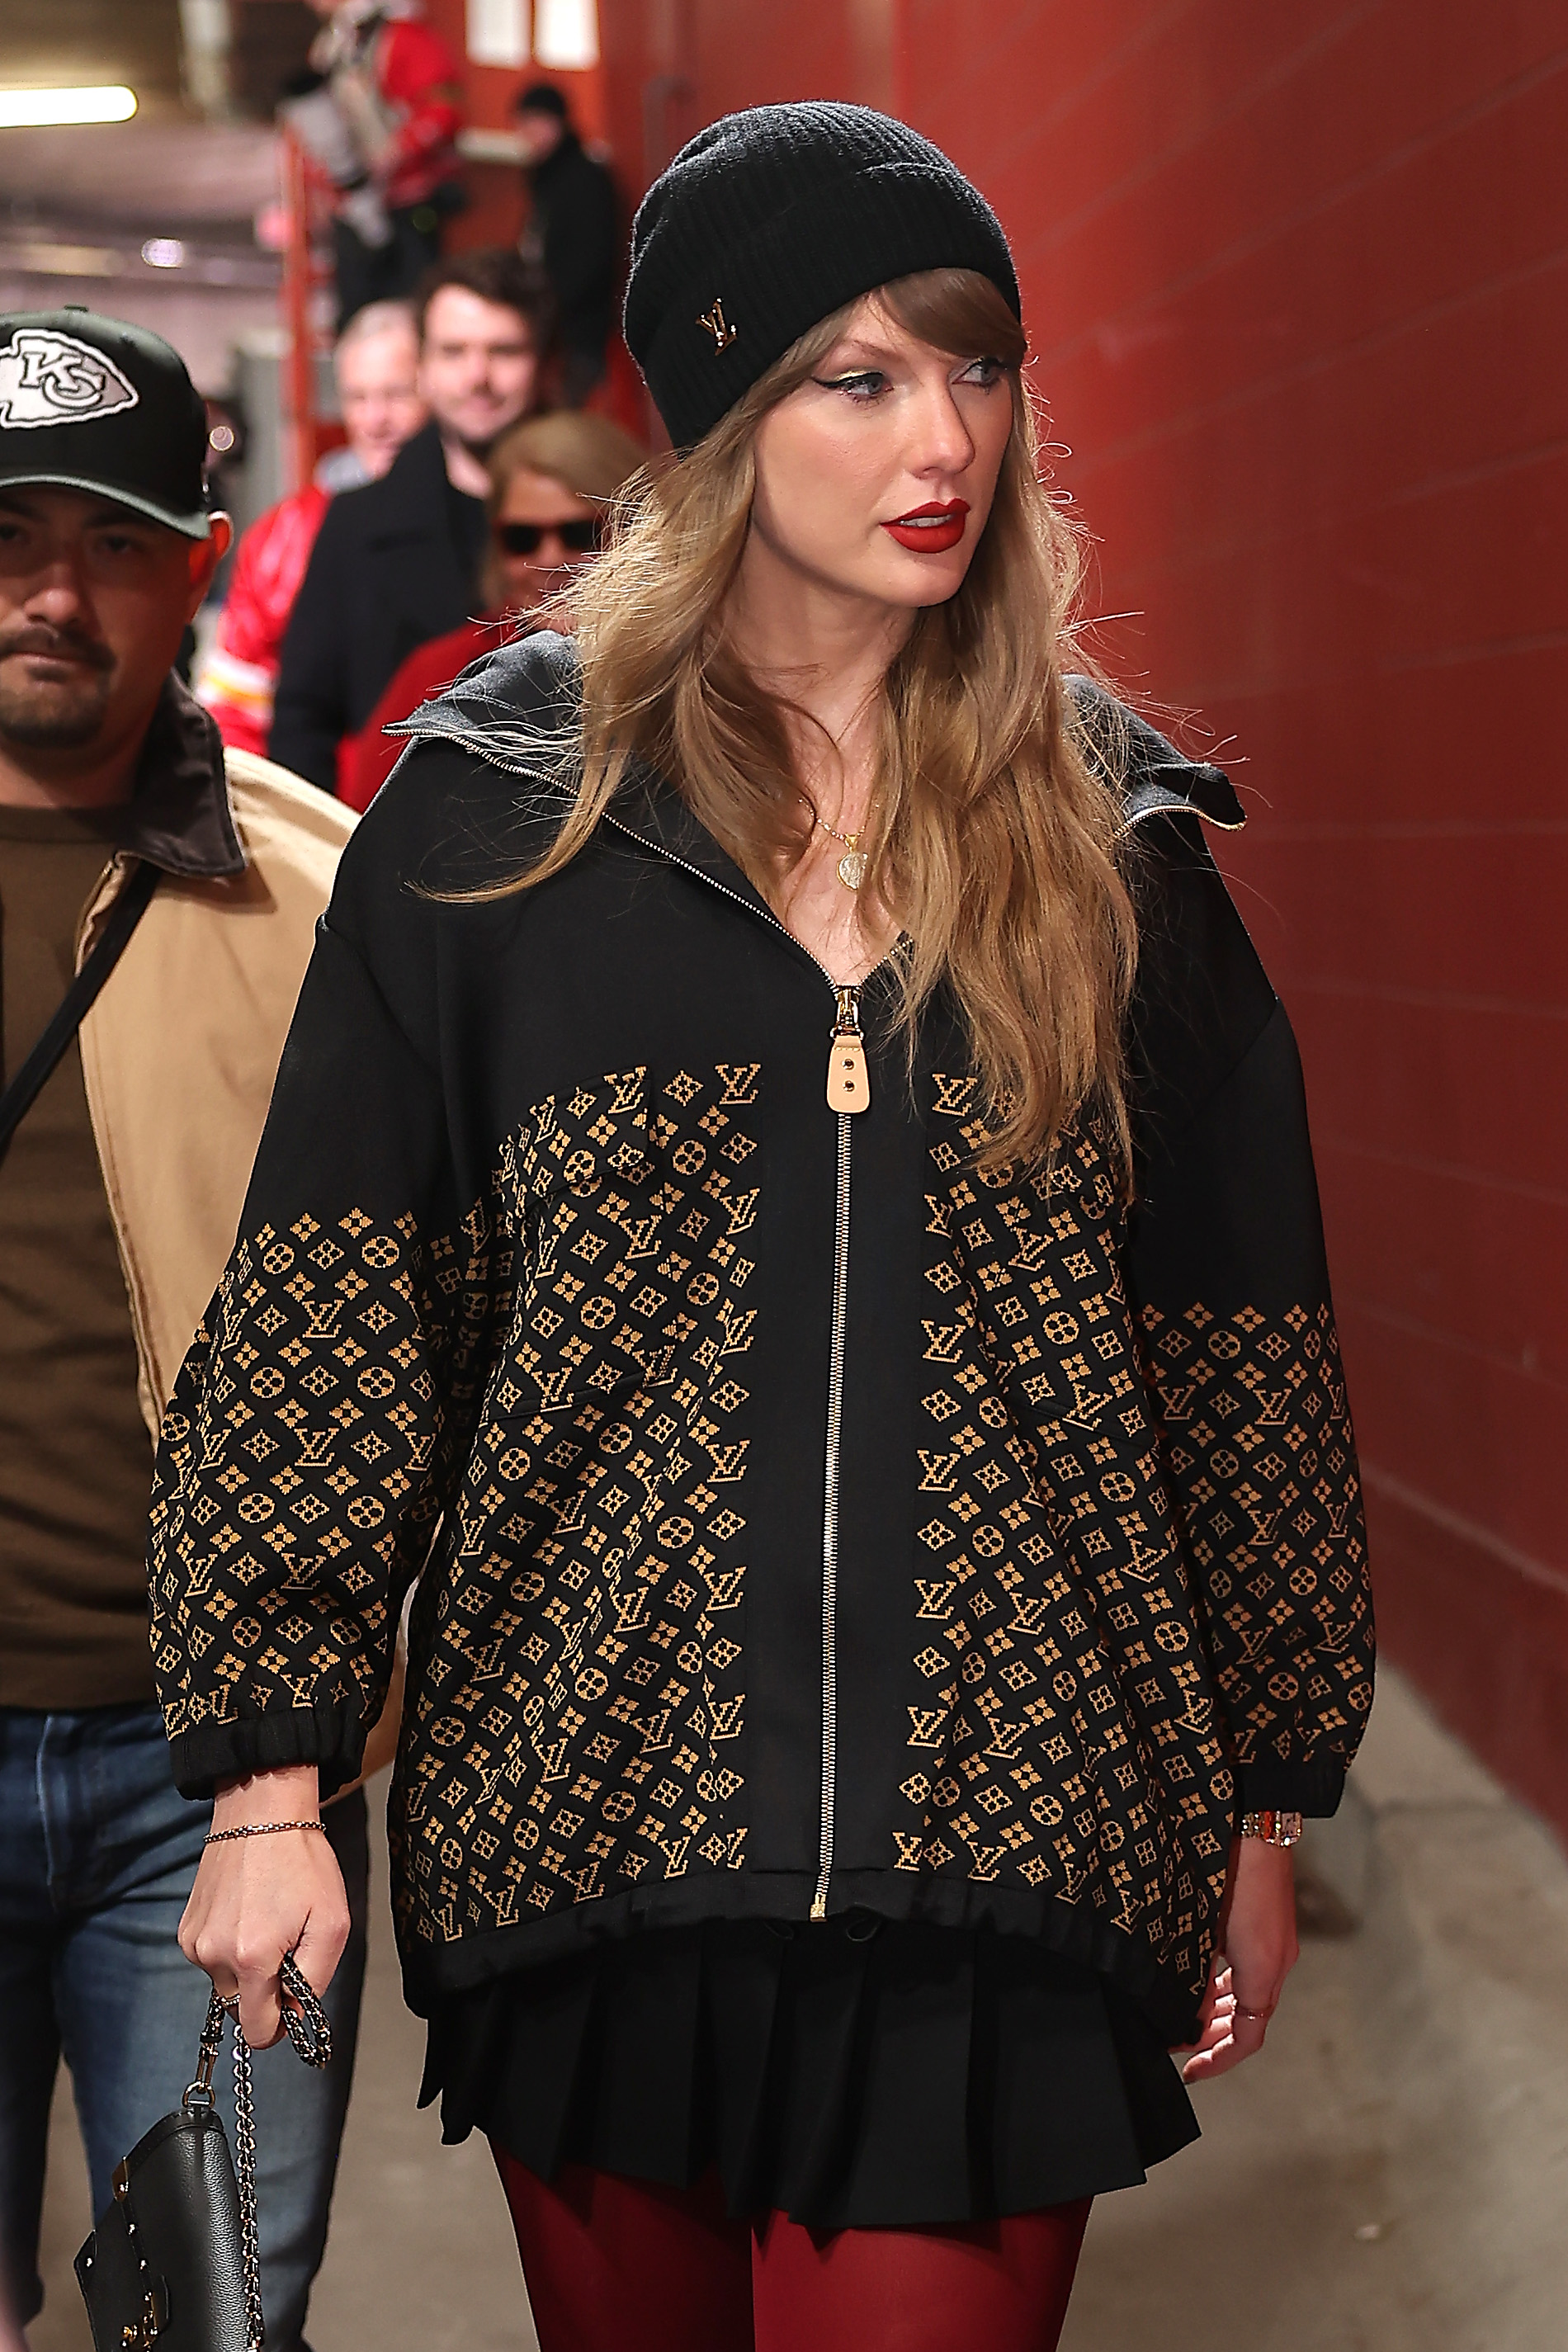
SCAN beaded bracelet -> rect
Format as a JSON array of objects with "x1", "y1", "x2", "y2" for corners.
[
  {"x1": 1238, "y1": 1807, "x2": 1303, "y2": 1848},
  {"x1": 205, "y1": 1819, "x2": 326, "y2": 1846}
]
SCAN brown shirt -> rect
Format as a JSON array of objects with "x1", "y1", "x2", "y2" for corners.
[{"x1": 0, "y1": 808, "x2": 158, "y2": 1707}]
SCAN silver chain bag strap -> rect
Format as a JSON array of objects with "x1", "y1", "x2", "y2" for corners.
[{"x1": 75, "y1": 1955, "x2": 331, "y2": 2352}]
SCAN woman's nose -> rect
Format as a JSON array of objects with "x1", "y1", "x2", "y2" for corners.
[{"x1": 911, "y1": 386, "x2": 976, "y2": 476}]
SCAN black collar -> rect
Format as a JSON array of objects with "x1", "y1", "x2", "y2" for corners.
[
  {"x1": 117, "y1": 673, "x2": 245, "y2": 879},
  {"x1": 607, "y1": 760, "x2": 778, "y2": 924}
]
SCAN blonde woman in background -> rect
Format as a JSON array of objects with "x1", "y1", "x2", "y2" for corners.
[{"x1": 344, "y1": 409, "x2": 645, "y2": 810}]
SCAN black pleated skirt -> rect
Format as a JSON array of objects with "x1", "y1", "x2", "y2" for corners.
[{"x1": 421, "y1": 1916, "x2": 1198, "y2": 2229}]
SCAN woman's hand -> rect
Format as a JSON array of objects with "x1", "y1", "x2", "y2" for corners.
[
  {"x1": 178, "y1": 1764, "x2": 350, "y2": 2049},
  {"x1": 1179, "y1": 1835, "x2": 1299, "y2": 2084}
]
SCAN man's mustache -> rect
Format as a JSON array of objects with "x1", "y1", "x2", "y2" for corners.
[{"x1": 0, "y1": 625, "x2": 115, "y2": 672}]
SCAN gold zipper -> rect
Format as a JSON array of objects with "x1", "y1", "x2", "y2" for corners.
[
  {"x1": 811, "y1": 985, "x2": 867, "y2": 1920},
  {"x1": 826, "y1": 985, "x2": 871, "y2": 1113}
]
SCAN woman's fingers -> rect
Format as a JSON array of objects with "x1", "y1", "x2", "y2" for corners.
[
  {"x1": 1181, "y1": 1999, "x2": 1268, "y2": 2083},
  {"x1": 1180, "y1": 1835, "x2": 1300, "y2": 2078},
  {"x1": 291, "y1": 1880, "x2": 352, "y2": 2000},
  {"x1": 234, "y1": 1949, "x2": 287, "y2": 2048}
]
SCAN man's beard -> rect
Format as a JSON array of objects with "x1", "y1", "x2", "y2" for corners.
[{"x1": 0, "y1": 627, "x2": 115, "y2": 749}]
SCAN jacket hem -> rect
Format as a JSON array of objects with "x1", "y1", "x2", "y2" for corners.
[{"x1": 396, "y1": 1865, "x2": 1206, "y2": 2047}]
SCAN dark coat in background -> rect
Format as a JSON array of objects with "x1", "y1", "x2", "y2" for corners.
[
  {"x1": 270, "y1": 423, "x2": 481, "y2": 791},
  {"x1": 524, "y1": 131, "x2": 619, "y2": 388}
]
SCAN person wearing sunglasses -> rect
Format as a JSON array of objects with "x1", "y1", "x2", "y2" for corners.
[
  {"x1": 495, "y1": 509, "x2": 602, "y2": 571},
  {"x1": 342, "y1": 409, "x2": 645, "y2": 811}
]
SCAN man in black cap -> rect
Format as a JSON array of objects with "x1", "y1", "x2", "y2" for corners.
[
  {"x1": 513, "y1": 80, "x2": 620, "y2": 404},
  {"x1": 0, "y1": 309, "x2": 371, "y2": 2350}
]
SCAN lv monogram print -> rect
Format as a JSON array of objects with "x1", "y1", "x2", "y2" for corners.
[
  {"x1": 1133, "y1": 1300, "x2": 1372, "y2": 1770},
  {"x1": 396, "y1": 1063, "x2": 762, "y2": 1944},
  {"x1": 897, "y1": 1078, "x2": 1233, "y2": 1996},
  {"x1": 153, "y1": 1032, "x2": 1368, "y2": 2005},
  {"x1": 895, "y1": 1076, "x2": 1372, "y2": 2003},
  {"x1": 150, "y1": 1201, "x2": 507, "y2": 1744}
]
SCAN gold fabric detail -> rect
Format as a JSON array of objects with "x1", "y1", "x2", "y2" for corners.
[
  {"x1": 1134, "y1": 1296, "x2": 1372, "y2": 1772},
  {"x1": 153, "y1": 1063, "x2": 761, "y2": 1948},
  {"x1": 895, "y1": 1079, "x2": 1369, "y2": 2004}
]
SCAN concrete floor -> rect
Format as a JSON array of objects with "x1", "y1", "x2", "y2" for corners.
[{"x1": 33, "y1": 1667, "x2": 1568, "y2": 2350}]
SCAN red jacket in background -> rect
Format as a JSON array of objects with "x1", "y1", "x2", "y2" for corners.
[
  {"x1": 374, "y1": 17, "x2": 463, "y2": 210},
  {"x1": 195, "y1": 484, "x2": 330, "y2": 757},
  {"x1": 342, "y1": 614, "x2": 505, "y2": 812}
]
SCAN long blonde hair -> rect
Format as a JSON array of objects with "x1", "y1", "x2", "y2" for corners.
[{"x1": 485, "y1": 268, "x2": 1136, "y2": 1173}]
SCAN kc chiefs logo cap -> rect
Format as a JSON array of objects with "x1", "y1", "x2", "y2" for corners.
[{"x1": 0, "y1": 306, "x2": 211, "y2": 537}]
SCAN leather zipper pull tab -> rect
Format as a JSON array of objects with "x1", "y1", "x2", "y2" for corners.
[{"x1": 826, "y1": 986, "x2": 870, "y2": 1114}]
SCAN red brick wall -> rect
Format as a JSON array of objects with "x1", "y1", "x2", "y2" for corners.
[{"x1": 597, "y1": 3, "x2": 1568, "y2": 1828}]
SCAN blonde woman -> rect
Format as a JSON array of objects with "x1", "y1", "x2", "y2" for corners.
[
  {"x1": 151, "y1": 105, "x2": 1373, "y2": 2351},
  {"x1": 344, "y1": 409, "x2": 646, "y2": 810}
]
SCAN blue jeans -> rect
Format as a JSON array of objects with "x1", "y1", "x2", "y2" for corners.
[{"x1": 0, "y1": 1705, "x2": 367, "y2": 2350}]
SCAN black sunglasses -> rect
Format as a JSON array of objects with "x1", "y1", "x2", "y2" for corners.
[{"x1": 494, "y1": 517, "x2": 603, "y2": 556}]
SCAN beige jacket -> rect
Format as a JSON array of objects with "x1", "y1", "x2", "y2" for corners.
[
  {"x1": 73, "y1": 683, "x2": 406, "y2": 1778},
  {"x1": 78, "y1": 745, "x2": 354, "y2": 1435}
]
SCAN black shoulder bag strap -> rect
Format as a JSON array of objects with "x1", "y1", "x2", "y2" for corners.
[{"x1": 0, "y1": 856, "x2": 160, "y2": 1157}]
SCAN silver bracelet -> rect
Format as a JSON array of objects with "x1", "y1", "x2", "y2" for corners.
[{"x1": 205, "y1": 1819, "x2": 325, "y2": 1846}]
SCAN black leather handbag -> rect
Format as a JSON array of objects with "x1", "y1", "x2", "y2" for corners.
[{"x1": 75, "y1": 1956, "x2": 330, "y2": 2352}]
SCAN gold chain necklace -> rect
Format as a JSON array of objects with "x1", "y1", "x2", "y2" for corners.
[{"x1": 801, "y1": 796, "x2": 868, "y2": 890}]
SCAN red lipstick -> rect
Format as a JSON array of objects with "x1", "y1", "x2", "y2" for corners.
[{"x1": 881, "y1": 498, "x2": 970, "y2": 554}]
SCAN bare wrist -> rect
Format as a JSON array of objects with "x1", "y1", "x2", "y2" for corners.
[{"x1": 210, "y1": 1764, "x2": 321, "y2": 1832}]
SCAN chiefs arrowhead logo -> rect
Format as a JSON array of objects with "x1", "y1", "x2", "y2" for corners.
[{"x1": 0, "y1": 329, "x2": 139, "y2": 430}]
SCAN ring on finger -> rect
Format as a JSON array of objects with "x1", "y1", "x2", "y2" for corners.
[{"x1": 1235, "y1": 2002, "x2": 1275, "y2": 2022}]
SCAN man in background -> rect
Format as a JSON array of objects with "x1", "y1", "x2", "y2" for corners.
[
  {"x1": 513, "y1": 80, "x2": 619, "y2": 404},
  {"x1": 196, "y1": 300, "x2": 424, "y2": 754},
  {"x1": 0, "y1": 310, "x2": 362, "y2": 2350},
  {"x1": 272, "y1": 248, "x2": 549, "y2": 792}
]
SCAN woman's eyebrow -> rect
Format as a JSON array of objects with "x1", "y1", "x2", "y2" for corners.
[{"x1": 816, "y1": 339, "x2": 904, "y2": 369}]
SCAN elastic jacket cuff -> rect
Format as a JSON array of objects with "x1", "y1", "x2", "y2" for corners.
[
  {"x1": 168, "y1": 1695, "x2": 365, "y2": 1802},
  {"x1": 1238, "y1": 1757, "x2": 1346, "y2": 1818}
]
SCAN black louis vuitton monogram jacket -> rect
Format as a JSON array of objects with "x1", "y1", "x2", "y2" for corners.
[{"x1": 149, "y1": 634, "x2": 1374, "y2": 2043}]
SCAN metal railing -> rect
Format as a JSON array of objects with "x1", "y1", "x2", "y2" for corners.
[{"x1": 278, "y1": 130, "x2": 334, "y2": 494}]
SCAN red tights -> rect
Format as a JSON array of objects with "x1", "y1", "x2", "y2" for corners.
[{"x1": 493, "y1": 2147, "x2": 1089, "y2": 2352}]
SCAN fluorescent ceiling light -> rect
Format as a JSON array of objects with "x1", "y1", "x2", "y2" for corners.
[
  {"x1": 0, "y1": 87, "x2": 139, "y2": 129},
  {"x1": 9, "y1": 242, "x2": 125, "y2": 276}
]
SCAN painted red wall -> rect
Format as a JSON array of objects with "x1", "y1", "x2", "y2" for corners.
[{"x1": 593, "y1": 4, "x2": 1568, "y2": 1828}]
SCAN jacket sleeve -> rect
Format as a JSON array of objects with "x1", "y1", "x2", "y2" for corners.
[
  {"x1": 270, "y1": 503, "x2": 353, "y2": 792},
  {"x1": 1123, "y1": 812, "x2": 1374, "y2": 1817},
  {"x1": 148, "y1": 806, "x2": 513, "y2": 1797}
]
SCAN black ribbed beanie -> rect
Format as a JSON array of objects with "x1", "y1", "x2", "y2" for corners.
[{"x1": 625, "y1": 103, "x2": 1020, "y2": 451}]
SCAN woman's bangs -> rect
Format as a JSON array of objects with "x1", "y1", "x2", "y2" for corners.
[{"x1": 876, "y1": 268, "x2": 1027, "y2": 371}]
